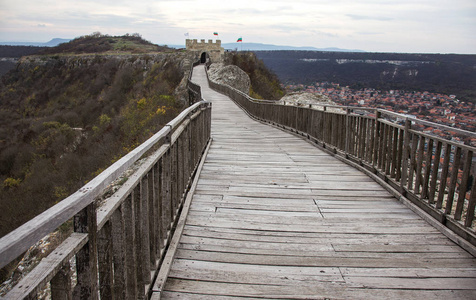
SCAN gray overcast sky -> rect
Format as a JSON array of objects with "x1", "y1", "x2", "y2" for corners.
[{"x1": 0, "y1": 0, "x2": 475, "y2": 53}]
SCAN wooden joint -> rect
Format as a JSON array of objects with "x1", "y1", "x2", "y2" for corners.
[{"x1": 164, "y1": 125, "x2": 172, "y2": 144}]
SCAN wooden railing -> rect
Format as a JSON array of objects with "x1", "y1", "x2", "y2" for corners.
[
  {"x1": 0, "y1": 67, "x2": 212, "y2": 299},
  {"x1": 187, "y1": 61, "x2": 202, "y2": 105},
  {"x1": 209, "y1": 79, "x2": 476, "y2": 250}
]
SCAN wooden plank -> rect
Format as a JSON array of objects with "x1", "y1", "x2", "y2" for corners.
[
  {"x1": 341, "y1": 267, "x2": 476, "y2": 277},
  {"x1": 343, "y1": 276, "x2": 476, "y2": 290},
  {"x1": 174, "y1": 249, "x2": 476, "y2": 268},
  {"x1": 171, "y1": 259, "x2": 343, "y2": 279},
  {"x1": 163, "y1": 278, "x2": 476, "y2": 299},
  {"x1": 181, "y1": 226, "x2": 452, "y2": 245},
  {"x1": 177, "y1": 243, "x2": 469, "y2": 259},
  {"x1": 333, "y1": 244, "x2": 468, "y2": 253}
]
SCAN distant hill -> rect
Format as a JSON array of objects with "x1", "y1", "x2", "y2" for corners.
[
  {"x1": 0, "y1": 38, "x2": 70, "y2": 47},
  {"x1": 255, "y1": 50, "x2": 476, "y2": 103},
  {"x1": 166, "y1": 42, "x2": 363, "y2": 52},
  {"x1": 221, "y1": 43, "x2": 364, "y2": 52},
  {"x1": 40, "y1": 33, "x2": 168, "y2": 54}
]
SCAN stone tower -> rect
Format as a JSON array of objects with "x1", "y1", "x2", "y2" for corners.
[{"x1": 186, "y1": 39, "x2": 224, "y2": 63}]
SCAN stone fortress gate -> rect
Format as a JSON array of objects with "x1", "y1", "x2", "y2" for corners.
[{"x1": 186, "y1": 39, "x2": 224, "y2": 63}]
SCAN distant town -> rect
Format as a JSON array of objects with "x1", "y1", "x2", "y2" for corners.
[{"x1": 286, "y1": 82, "x2": 476, "y2": 146}]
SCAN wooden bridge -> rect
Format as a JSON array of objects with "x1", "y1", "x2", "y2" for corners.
[{"x1": 1, "y1": 62, "x2": 475, "y2": 299}]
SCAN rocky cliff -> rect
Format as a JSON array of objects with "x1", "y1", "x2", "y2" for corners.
[{"x1": 207, "y1": 63, "x2": 251, "y2": 94}]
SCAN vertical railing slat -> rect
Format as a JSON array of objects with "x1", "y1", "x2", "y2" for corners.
[
  {"x1": 149, "y1": 166, "x2": 158, "y2": 268},
  {"x1": 73, "y1": 202, "x2": 99, "y2": 300},
  {"x1": 445, "y1": 147, "x2": 462, "y2": 215},
  {"x1": 51, "y1": 263, "x2": 73, "y2": 300},
  {"x1": 436, "y1": 143, "x2": 452, "y2": 210},
  {"x1": 98, "y1": 220, "x2": 113, "y2": 300},
  {"x1": 464, "y1": 177, "x2": 476, "y2": 227},
  {"x1": 396, "y1": 127, "x2": 404, "y2": 181},
  {"x1": 415, "y1": 136, "x2": 426, "y2": 194},
  {"x1": 454, "y1": 150, "x2": 473, "y2": 220},
  {"x1": 111, "y1": 206, "x2": 126, "y2": 300},
  {"x1": 140, "y1": 175, "x2": 151, "y2": 285},
  {"x1": 133, "y1": 185, "x2": 145, "y2": 298},
  {"x1": 401, "y1": 119, "x2": 412, "y2": 190},
  {"x1": 123, "y1": 195, "x2": 138, "y2": 299},
  {"x1": 391, "y1": 127, "x2": 399, "y2": 178},
  {"x1": 428, "y1": 140, "x2": 443, "y2": 204},
  {"x1": 421, "y1": 138, "x2": 434, "y2": 199}
]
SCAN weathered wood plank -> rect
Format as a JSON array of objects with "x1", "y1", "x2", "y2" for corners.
[{"x1": 164, "y1": 278, "x2": 476, "y2": 299}]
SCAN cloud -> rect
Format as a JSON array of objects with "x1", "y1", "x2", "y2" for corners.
[
  {"x1": 356, "y1": 31, "x2": 384, "y2": 36},
  {"x1": 346, "y1": 14, "x2": 394, "y2": 21},
  {"x1": 0, "y1": 0, "x2": 475, "y2": 53}
]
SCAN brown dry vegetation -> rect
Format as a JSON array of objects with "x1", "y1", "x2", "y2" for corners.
[{"x1": 0, "y1": 35, "x2": 189, "y2": 238}]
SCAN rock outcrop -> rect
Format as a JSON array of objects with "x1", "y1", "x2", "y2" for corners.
[
  {"x1": 279, "y1": 92, "x2": 334, "y2": 106},
  {"x1": 278, "y1": 92, "x2": 344, "y2": 112},
  {"x1": 207, "y1": 63, "x2": 251, "y2": 95}
]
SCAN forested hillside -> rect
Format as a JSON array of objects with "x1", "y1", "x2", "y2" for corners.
[
  {"x1": 255, "y1": 51, "x2": 476, "y2": 103},
  {"x1": 0, "y1": 34, "x2": 193, "y2": 237}
]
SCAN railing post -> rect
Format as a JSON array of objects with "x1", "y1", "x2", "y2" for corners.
[
  {"x1": 454, "y1": 150, "x2": 473, "y2": 220},
  {"x1": 400, "y1": 118, "x2": 411, "y2": 193},
  {"x1": 51, "y1": 263, "x2": 73, "y2": 300},
  {"x1": 111, "y1": 207, "x2": 126, "y2": 300},
  {"x1": 465, "y1": 177, "x2": 476, "y2": 227},
  {"x1": 372, "y1": 110, "x2": 381, "y2": 168},
  {"x1": 140, "y1": 174, "x2": 151, "y2": 286},
  {"x1": 98, "y1": 220, "x2": 113, "y2": 299},
  {"x1": 123, "y1": 195, "x2": 138, "y2": 299},
  {"x1": 73, "y1": 202, "x2": 99, "y2": 300},
  {"x1": 345, "y1": 108, "x2": 350, "y2": 156}
]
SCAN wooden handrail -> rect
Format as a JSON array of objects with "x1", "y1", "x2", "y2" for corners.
[
  {"x1": 208, "y1": 76, "x2": 476, "y2": 249},
  {"x1": 1, "y1": 62, "x2": 212, "y2": 299}
]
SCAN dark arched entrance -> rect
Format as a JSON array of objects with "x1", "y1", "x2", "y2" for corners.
[{"x1": 200, "y1": 52, "x2": 208, "y2": 63}]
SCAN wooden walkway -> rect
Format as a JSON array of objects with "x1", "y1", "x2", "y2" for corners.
[{"x1": 160, "y1": 65, "x2": 476, "y2": 299}]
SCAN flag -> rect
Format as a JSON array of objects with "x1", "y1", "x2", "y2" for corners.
[
  {"x1": 184, "y1": 32, "x2": 189, "y2": 37},
  {"x1": 213, "y1": 32, "x2": 218, "y2": 36},
  {"x1": 237, "y1": 37, "x2": 242, "y2": 42}
]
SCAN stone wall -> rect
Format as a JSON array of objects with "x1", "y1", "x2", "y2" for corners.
[{"x1": 186, "y1": 39, "x2": 224, "y2": 63}]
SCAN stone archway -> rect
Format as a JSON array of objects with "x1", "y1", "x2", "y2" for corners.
[{"x1": 200, "y1": 52, "x2": 208, "y2": 64}]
